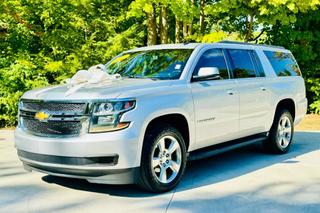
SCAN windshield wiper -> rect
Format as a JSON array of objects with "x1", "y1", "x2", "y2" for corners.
[
  {"x1": 126, "y1": 75, "x2": 158, "y2": 81},
  {"x1": 126, "y1": 75, "x2": 143, "y2": 79}
]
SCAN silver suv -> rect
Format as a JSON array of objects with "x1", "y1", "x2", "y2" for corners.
[{"x1": 15, "y1": 41, "x2": 307, "y2": 193}]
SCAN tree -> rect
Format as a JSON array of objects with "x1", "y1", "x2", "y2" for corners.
[
  {"x1": 128, "y1": 0, "x2": 160, "y2": 45},
  {"x1": 206, "y1": 0, "x2": 320, "y2": 41},
  {"x1": 159, "y1": 4, "x2": 169, "y2": 44},
  {"x1": 146, "y1": 4, "x2": 157, "y2": 45},
  {"x1": 170, "y1": 0, "x2": 199, "y2": 41},
  {"x1": 175, "y1": 16, "x2": 182, "y2": 43},
  {"x1": 128, "y1": 0, "x2": 200, "y2": 44},
  {"x1": 265, "y1": 10, "x2": 320, "y2": 113},
  {"x1": 199, "y1": 0, "x2": 205, "y2": 34},
  {"x1": 0, "y1": 0, "x2": 144, "y2": 127}
]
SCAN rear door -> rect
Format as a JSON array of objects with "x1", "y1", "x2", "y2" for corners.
[
  {"x1": 191, "y1": 48, "x2": 239, "y2": 149},
  {"x1": 226, "y1": 49, "x2": 270, "y2": 137}
]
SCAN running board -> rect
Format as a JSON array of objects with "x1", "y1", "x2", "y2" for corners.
[{"x1": 188, "y1": 133, "x2": 268, "y2": 161}]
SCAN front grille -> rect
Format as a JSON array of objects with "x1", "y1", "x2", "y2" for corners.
[
  {"x1": 20, "y1": 100, "x2": 87, "y2": 114},
  {"x1": 21, "y1": 117, "x2": 84, "y2": 136},
  {"x1": 19, "y1": 100, "x2": 89, "y2": 136}
]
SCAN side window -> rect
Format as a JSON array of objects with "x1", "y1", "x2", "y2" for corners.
[
  {"x1": 194, "y1": 49, "x2": 229, "y2": 79},
  {"x1": 228, "y1": 49, "x2": 257, "y2": 78},
  {"x1": 251, "y1": 51, "x2": 265, "y2": 77},
  {"x1": 264, "y1": 51, "x2": 301, "y2": 76}
]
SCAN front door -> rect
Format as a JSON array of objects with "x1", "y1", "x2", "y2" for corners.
[{"x1": 191, "y1": 48, "x2": 240, "y2": 149}]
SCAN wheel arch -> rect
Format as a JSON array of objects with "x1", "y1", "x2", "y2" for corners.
[
  {"x1": 143, "y1": 113, "x2": 191, "y2": 152},
  {"x1": 275, "y1": 98, "x2": 296, "y2": 121}
]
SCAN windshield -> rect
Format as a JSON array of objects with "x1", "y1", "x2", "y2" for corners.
[{"x1": 105, "y1": 49, "x2": 193, "y2": 80}]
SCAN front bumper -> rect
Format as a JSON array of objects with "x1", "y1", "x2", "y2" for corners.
[
  {"x1": 14, "y1": 127, "x2": 141, "y2": 184},
  {"x1": 22, "y1": 160, "x2": 138, "y2": 184}
]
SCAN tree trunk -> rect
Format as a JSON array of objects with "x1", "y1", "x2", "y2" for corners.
[
  {"x1": 183, "y1": 22, "x2": 188, "y2": 38},
  {"x1": 159, "y1": 5, "x2": 168, "y2": 44},
  {"x1": 188, "y1": 0, "x2": 195, "y2": 36},
  {"x1": 199, "y1": 0, "x2": 205, "y2": 34},
  {"x1": 245, "y1": 14, "x2": 254, "y2": 42},
  {"x1": 175, "y1": 16, "x2": 182, "y2": 43},
  {"x1": 147, "y1": 4, "x2": 157, "y2": 46},
  {"x1": 188, "y1": 23, "x2": 193, "y2": 37}
]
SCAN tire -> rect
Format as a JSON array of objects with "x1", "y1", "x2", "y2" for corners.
[
  {"x1": 137, "y1": 123, "x2": 187, "y2": 193},
  {"x1": 264, "y1": 109, "x2": 294, "y2": 154}
]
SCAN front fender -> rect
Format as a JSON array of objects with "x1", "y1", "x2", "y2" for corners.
[{"x1": 121, "y1": 85, "x2": 195, "y2": 166}]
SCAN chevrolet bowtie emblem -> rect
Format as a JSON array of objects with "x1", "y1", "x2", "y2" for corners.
[{"x1": 35, "y1": 111, "x2": 50, "y2": 122}]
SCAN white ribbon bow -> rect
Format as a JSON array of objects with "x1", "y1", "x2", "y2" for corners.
[{"x1": 64, "y1": 64, "x2": 122, "y2": 96}]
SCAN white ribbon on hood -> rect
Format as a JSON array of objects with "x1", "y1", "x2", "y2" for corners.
[{"x1": 64, "y1": 64, "x2": 122, "y2": 96}]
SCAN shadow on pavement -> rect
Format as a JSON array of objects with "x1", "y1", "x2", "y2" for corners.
[
  {"x1": 178, "y1": 131, "x2": 320, "y2": 191},
  {"x1": 166, "y1": 182, "x2": 320, "y2": 212},
  {"x1": 42, "y1": 175, "x2": 153, "y2": 197},
  {"x1": 41, "y1": 131, "x2": 320, "y2": 197}
]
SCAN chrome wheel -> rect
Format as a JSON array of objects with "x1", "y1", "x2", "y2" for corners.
[
  {"x1": 277, "y1": 115, "x2": 292, "y2": 148},
  {"x1": 151, "y1": 135, "x2": 182, "y2": 184}
]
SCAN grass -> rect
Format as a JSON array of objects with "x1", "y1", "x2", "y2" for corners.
[
  {"x1": 295, "y1": 114, "x2": 320, "y2": 131},
  {"x1": 0, "y1": 126, "x2": 15, "y2": 131}
]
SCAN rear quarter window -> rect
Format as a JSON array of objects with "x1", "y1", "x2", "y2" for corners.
[{"x1": 264, "y1": 50, "x2": 301, "y2": 76}]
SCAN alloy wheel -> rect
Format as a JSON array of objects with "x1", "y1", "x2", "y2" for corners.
[
  {"x1": 277, "y1": 115, "x2": 292, "y2": 148},
  {"x1": 151, "y1": 135, "x2": 182, "y2": 184}
]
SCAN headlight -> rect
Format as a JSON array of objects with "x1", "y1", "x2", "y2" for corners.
[{"x1": 89, "y1": 100, "x2": 135, "y2": 133}]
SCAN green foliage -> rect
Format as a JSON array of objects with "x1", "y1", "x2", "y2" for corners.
[
  {"x1": 199, "y1": 31, "x2": 241, "y2": 43},
  {"x1": 0, "y1": 0, "x2": 143, "y2": 127},
  {"x1": 310, "y1": 100, "x2": 320, "y2": 114},
  {"x1": 265, "y1": 10, "x2": 320, "y2": 114},
  {"x1": 0, "y1": 58, "x2": 49, "y2": 125},
  {"x1": 205, "y1": 0, "x2": 320, "y2": 41},
  {"x1": 308, "y1": 78, "x2": 320, "y2": 113}
]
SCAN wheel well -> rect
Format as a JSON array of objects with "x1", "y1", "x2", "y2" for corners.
[
  {"x1": 276, "y1": 99, "x2": 296, "y2": 120},
  {"x1": 145, "y1": 114, "x2": 190, "y2": 150}
]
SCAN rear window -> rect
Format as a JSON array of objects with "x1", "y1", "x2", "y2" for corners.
[
  {"x1": 264, "y1": 51, "x2": 301, "y2": 76},
  {"x1": 228, "y1": 49, "x2": 258, "y2": 78}
]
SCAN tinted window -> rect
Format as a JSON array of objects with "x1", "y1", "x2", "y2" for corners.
[
  {"x1": 228, "y1": 49, "x2": 257, "y2": 78},
  {"x1": 264, "y1": 51, "x2": 301, "y2": 76},
  {"x1": 251, "y1": 51, "x2": 265, "y2": 77},
  {"x1": 106, "y1": 49, "x2": 193, "y2": 80},
  {"x1": 194, "y1": 49, "x2": 229, "y2": 79}
]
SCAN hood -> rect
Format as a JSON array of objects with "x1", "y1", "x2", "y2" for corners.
[{"x1": 22, "y1": 78, "x2": 172, "y2": 100}]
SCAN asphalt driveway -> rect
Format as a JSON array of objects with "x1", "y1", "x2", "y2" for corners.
[{"x1": 0, "y1": 130, "x2": 319, "y2": 213}]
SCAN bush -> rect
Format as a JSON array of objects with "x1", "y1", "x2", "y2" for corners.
[
  {"x1": 0, "y1": 0, "x2": 144, "y2": 128},
  {"x1": 0, "y1": 58, "x2": 49, "y2": 127},
  {"x1": 308, "y1": 78, "x2": 320, "y2": 114}
]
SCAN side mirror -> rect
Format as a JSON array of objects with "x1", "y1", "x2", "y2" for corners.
[{"x1": 192, "y1": 67, "x2": 220, "y2": 81}]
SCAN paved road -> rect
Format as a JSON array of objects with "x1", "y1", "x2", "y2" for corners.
[{"x1": 0, "y1": 130, "x2": 319, "y2": 213}]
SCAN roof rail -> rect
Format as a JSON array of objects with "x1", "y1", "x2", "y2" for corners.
[{"x1": 218, "y1": 40, "x2": 285, "y2": 49}]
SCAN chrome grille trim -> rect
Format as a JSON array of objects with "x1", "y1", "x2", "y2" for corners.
[
  {"x1": 19, "y1": 99, "x2": 90, "y2": 137},
  {"x1": 21, "y1": 118, "x2": 86, "y2": 136},
  {"x1": 20, "y1": 99, "x2": 88, "y2": 114}
]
